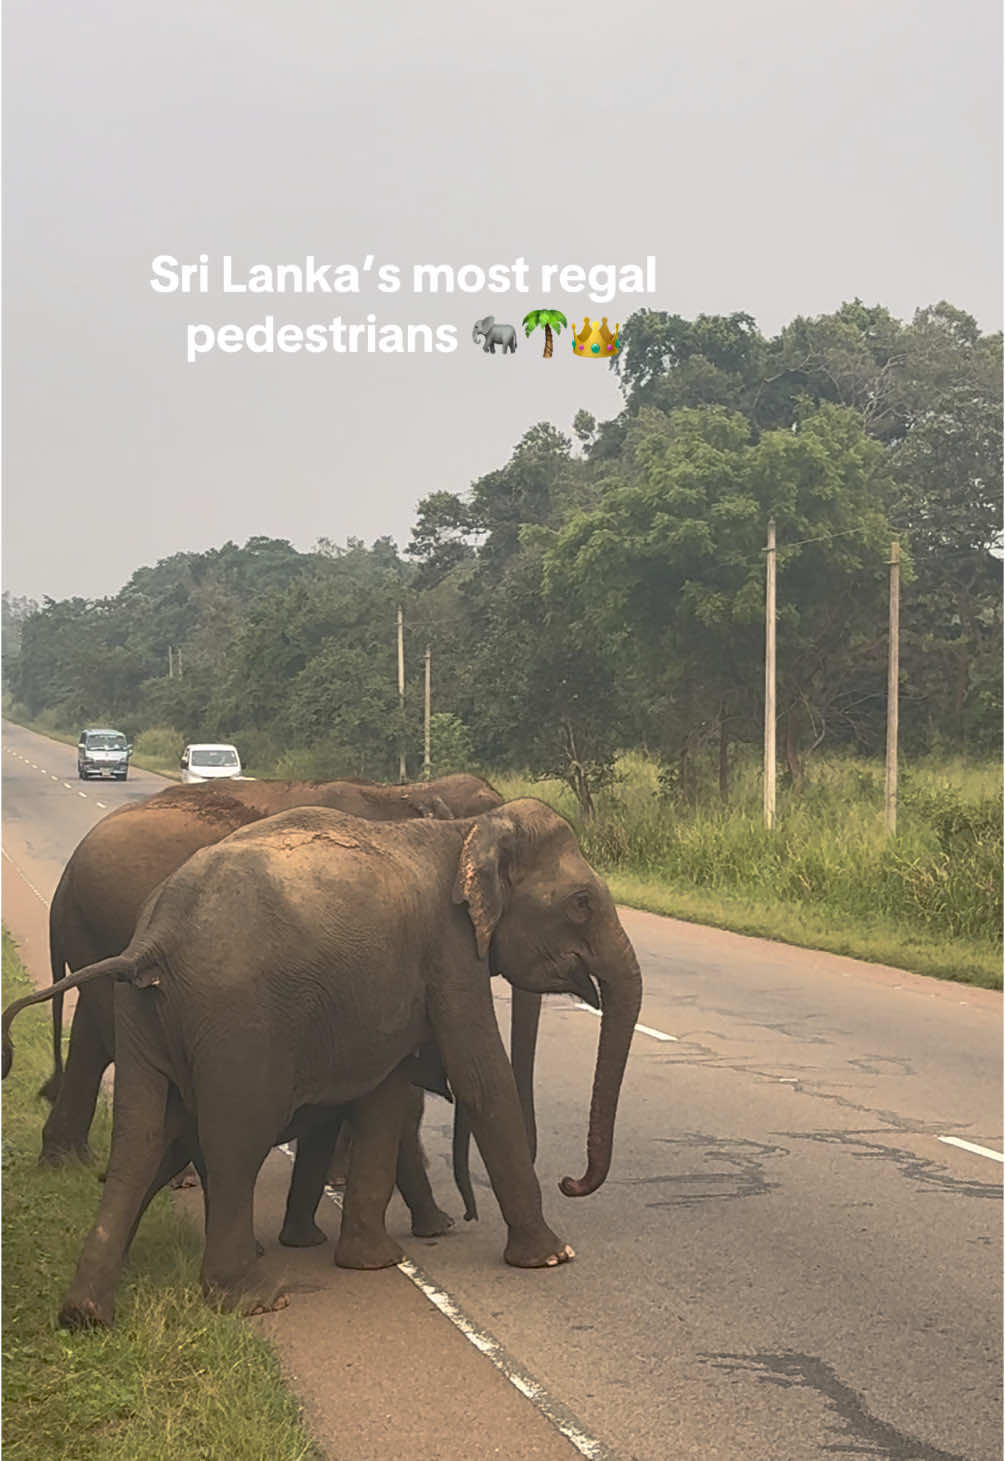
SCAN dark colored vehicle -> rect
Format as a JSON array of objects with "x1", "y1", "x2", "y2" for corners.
[{"x1": 77, "y1": 729, "x2": 132, "y2": 781}]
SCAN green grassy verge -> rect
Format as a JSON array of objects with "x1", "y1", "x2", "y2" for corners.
[
  {"x1": 1, "y1": 929, "x2": 321, "y2": 1461},
  {"x1": 494, "y1": 755, "x2": 1003, "y2": 991},
  {"x1": 602, "y1": 873, "x2": 1001, "y2": 988}
]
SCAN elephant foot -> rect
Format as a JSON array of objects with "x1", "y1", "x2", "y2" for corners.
[
  {"x1": 169, "y1": 1165, "x2": 201, "y2": 1190},
  {"x1": 241, "y1": 1292, "x2": 290, "y2": 1318},
  {"x1": 410, "y1": 1206, "x2": 455, "y2": 1239},
  {"x1": 39, "y1": 1142, "x2": 93, "y2": 1169},
  {"x1": 504, "y1": 1230, "x2": 576, "y2": 1269},
  {"x1": 278, "y1": 1219, "x2": 328, "y2": 1248},
  {"x1": 204, "y1": 1273, "x2": 289, "y2": 1316},
  {"x1": 59, "y1": 1293, "x2": 114, "y2": 1331},
  {"x1": 326, "y1": 1168, "x2": 347, "y2": 1189},
  {"x1": 334, "y1": 1230, "x2": 404, "y2": 1270}
]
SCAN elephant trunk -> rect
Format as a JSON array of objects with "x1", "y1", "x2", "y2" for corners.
[
  {"x1": 471, "y1": 322, "x2": 482, "y2": 343},
  {"x1": 560, "y1": 924, "x2": 642, "y2": 1198}
]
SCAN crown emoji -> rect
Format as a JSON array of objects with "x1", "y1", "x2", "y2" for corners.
[{"x1": 572, "y1": 316, "x2": 620, "y2": 357}]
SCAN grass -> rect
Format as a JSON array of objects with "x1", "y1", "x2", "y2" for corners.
[
  {"x1": 0, "y1": 929, "x2": 322, "y2": 1461},
  {"x1": 494, "y1": 751, "x2": 1003, "y2": 990}
]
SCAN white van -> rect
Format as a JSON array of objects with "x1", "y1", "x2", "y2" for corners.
[{"x1": 180, "y1": 743, "x2": 243, "y2": 783}]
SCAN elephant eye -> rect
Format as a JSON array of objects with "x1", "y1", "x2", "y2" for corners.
[{"x1": 566, "y1": 890, "x2": 592, "y2": 924}]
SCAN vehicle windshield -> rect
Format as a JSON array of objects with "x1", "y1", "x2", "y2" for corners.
[
  {"x1": 87, "y1": 734, "x2": 127, "y2": 750},
  {"x1": 191, "y1": 749, "x2": 239, "y2": 767}
]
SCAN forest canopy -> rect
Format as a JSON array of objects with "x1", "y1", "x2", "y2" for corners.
[{"x1": 5, "y1": 300, "x2": 1001, "y2": 805}]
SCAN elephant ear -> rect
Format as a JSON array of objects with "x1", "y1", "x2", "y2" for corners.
[{"x1": 452, "y1": 818, "x2": 512, "y2": 962}]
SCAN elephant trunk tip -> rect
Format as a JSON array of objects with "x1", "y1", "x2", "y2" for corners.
[{"x1": 558, "y1": 1168, "x2": 605, "y2": 1199}]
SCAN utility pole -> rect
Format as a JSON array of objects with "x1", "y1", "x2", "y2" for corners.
[
  {"x1": 763, "y1": 518, "x2": 777, "y2": 830},
  {"x1": 168, "y1": 646, "x2": 174, "y2": 679},
  {"x1": 397, "y1": 605, "x2": 406, "y2": 782},
  {"x1": 423, "y1": 644, "x2": 432, "y2": 780},
  {"x1": 885, "y1": 539, "x2": 900, "y2": 835},
  {"x1": 176, "y1": 648, "x2": 183, "y2": 680}
]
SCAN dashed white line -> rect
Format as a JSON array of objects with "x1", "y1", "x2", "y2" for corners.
[
  {"x1": 78, "y1": 791, "x2": 87, "y2": 799},
  {"x1": 0, "y1": 846, "x2": 50, "y2": 906},
  {"x1": 62, "y1": 782, "x2": 73, "y2": 791},
  {"x1": 96, "y1": 801, "x2": 107, "y2": 809},
  {"x1": 277, "y1": 1144, "x2": 616, "y2": 1461},
  {"x1": 938, "y1": 1136, "x2": 1004, "y2": 1164},
  {"x1": 50, "y1": 774, "x2": 59, "y2": 781},
  {"x1": 574, "y1": 1002, "x2": 678, "y2": 1042}
]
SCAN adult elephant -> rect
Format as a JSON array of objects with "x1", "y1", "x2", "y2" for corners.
[
  {"x1": 39, "y1": 773, "x2": 501, "y2": 1190},
  {"x1": 2, "y1": 799, "x2": 643, "y2": 1329}
]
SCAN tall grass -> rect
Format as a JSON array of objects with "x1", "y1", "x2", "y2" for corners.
[{"x1": 495, "y1": 751, "x2": 1003, "y2": 986}]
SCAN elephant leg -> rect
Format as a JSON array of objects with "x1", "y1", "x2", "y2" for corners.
[
  {"x1": 279, "y1": 1118, "x2": 343, "y2": 1247},
  {"x1": 335, "y1": 1065, "x2": 410, "y2": 1270},
  {"x1": 327, "y1": 1121, "x2": 352, "y2": 1186},
  {"x1": 59, "y1": 1040, "x2": 172, "y2": 1329},
  {"x1": 40, "y1": 995, "x2": 111, "y2": 1165},
  {"x1": 432, "y1": 988, "x2": 573, "y2": 1270},
  {"x1": 124, "y1": 1135, "x2": 195, "y2": 1250},
  {"x1": 395, "y1": 1087, "x2": 453, "y2": 1238},
  {"x1": 451, "y1": 1103, "x2": 479, "y2": 1221},
  {"x1": 199, "y1": 1121, "x2": 286, "y2": 1315},
  {"x1": 510, "y1": 988, "x2": 542, "y2": 1162}
]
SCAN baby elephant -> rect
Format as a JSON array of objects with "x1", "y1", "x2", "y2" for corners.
[{"x1": 2, "y1": 798, "x2": 643, "y2": 1330}]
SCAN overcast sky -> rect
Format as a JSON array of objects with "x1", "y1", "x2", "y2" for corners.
[{"x1": 3, "y1": 0, "x2": 1001, "y2": 603}]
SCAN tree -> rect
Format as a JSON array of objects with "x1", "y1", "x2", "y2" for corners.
[
  {"x1": 544, "y1": 404, "x2": 895, "y2": 788},
  {"x1": 522, "y1": 309, "x2": 568, "y2": 359}
]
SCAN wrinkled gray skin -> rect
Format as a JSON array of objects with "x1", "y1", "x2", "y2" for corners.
[
  {"x1": 2, "y1": 799, "x2": 643, "y2": 1329},
  {"x1": 41, "y1": 773, "x2": 499, "y2": 1164},
  {"x1": 472, "y1": 316, "x2": 517, "y2": 354},
  {"x1": 39, "y1": 773, "x2": 515, "y2": 1242}
]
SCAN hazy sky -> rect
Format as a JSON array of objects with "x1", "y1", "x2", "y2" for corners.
[{"x1": 3, "y1": 0, "x2": 1001, "y2": 602}]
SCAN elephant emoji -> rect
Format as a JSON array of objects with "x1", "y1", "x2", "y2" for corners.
[{"x1": 472, "y1": 316, "x2": 518, "y2": 354}]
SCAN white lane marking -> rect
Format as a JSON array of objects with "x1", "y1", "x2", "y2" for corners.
[
  {"x1": 276, "y1": 1145, "x2": 615, "y2": 1461},
  {"x1": 62, "y1": 782, "x2": 73, "y2": 790},
  {"x1": 574, "y1": 1002, "x2": 678, "y2": 1042},
  {"x1": 938, "y1": 1136, "x2": 1004, "y2": 1164},
  {"x1": 96, "y1": 801, "x2": 107, "y2": 809},
  {"x1": 78, "y1": 791, "x2": 87, "y2": 799},
  {"x1": 1, "y1": 846, "x2": 50, "y2": 906},
  {"x1": 50, "y1": 775, "x2": 59, "y2": 781}
]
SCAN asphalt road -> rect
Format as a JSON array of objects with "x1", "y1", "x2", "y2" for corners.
[{"x1": 3, "y1": 719, "x2": 1002, "y2": 1461}]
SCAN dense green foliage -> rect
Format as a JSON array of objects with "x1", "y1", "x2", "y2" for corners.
[
  {"x1": 496, "y1": 752, "x2": 1002, "y2": 986},
  {"x1": 6, "y1": 301, "x2": 1002, "y2": 805},
  {"x1": 0, "y1": 931, "x2": 322, "y2": 1461}
]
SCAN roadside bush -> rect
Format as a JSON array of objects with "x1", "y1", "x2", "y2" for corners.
[{"x1": 133, "y1": 726, "x2": 184, "y2": 764}]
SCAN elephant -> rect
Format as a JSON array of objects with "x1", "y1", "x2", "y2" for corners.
[
  {"x1": 2, "y1": 798, "x2": 643, "y2": 1329},
  {"x1": 39, "y1": 772, "x2": 503, "y2": 1189},
  {"x1": 472, "y1": 316, "x2": 517, "y2": 354}
]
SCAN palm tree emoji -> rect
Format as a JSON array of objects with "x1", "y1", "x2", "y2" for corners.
[{"x1": 522, "y1": 309, "x2": 568, "y2": 358}]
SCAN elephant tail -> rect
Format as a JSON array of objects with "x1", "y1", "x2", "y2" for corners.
[
  {"x1": 3, "y1": 952, "x2": 154, "y2": 1081},
  {"x1": 38, "y1": 911, "x2": 68, "y2": 1103},
  {"x1": 451, "y1": 1104, "x2": 479, "y2": 1222}
]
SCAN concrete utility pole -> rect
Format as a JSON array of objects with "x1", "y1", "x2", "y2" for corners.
[
  {"x1": 763, "y1": 519, "x2": 777, "y2": 830},
  {"x1": 168, "y1": 646, "x2": 174, "y2": 679},
  {"x1": 885, "y1": 540, "x2": 901, "y2": 835},
  {"x1": 397, "y1": 605, "x2": 407, "y2": 782},
  {"x1": 423, "y1": 644, "x2": 432, "y2": 780}
]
